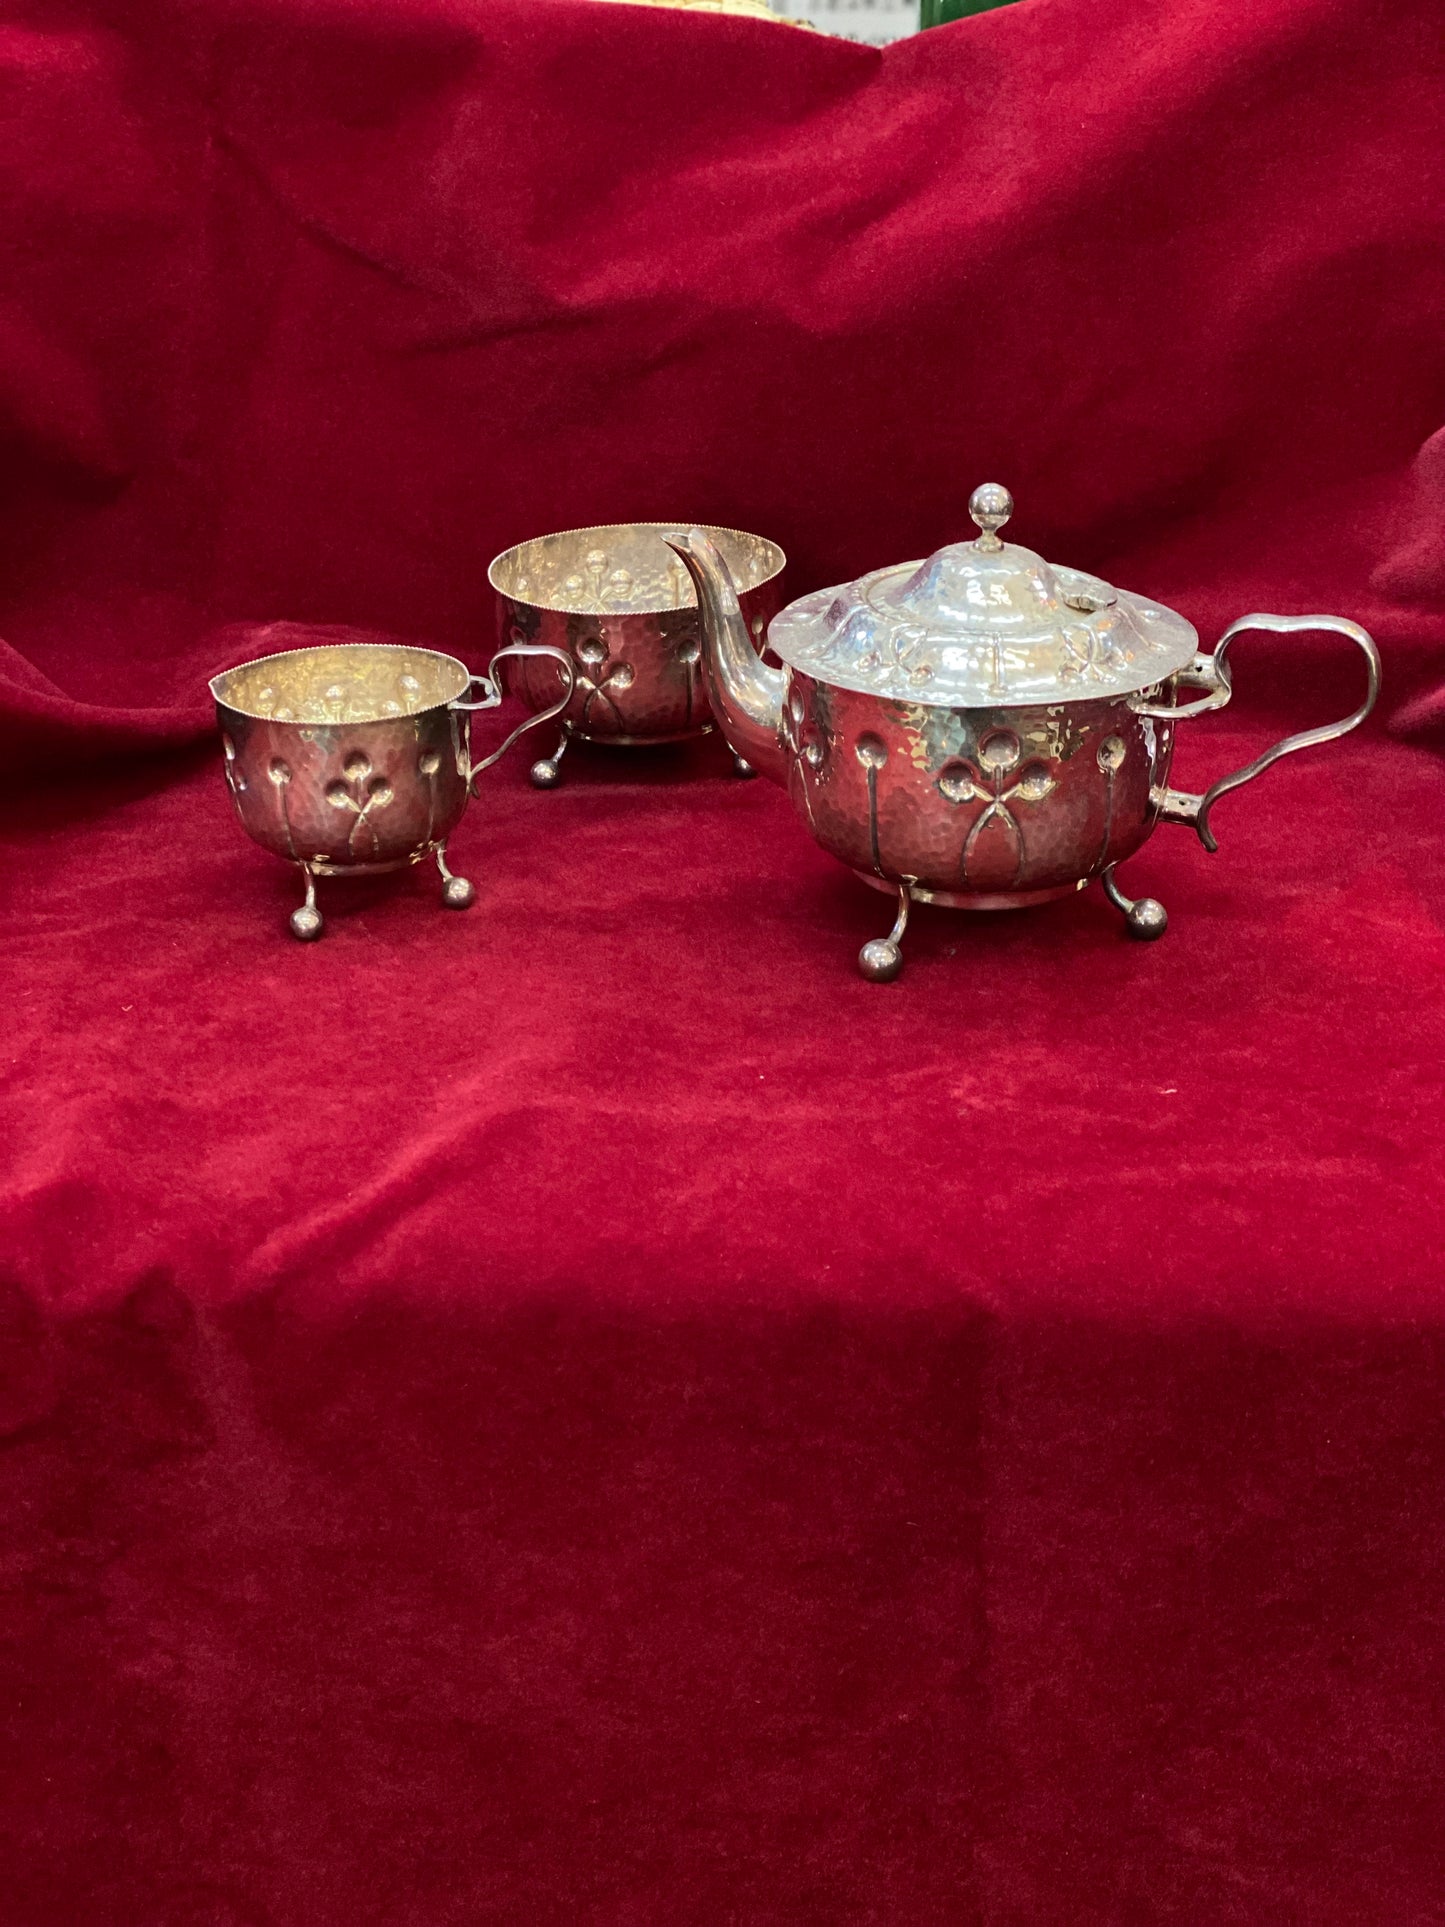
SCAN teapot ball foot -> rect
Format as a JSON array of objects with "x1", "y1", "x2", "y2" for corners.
[
  {"x1": 530, "y1": 757, "x2": 563, "y2": 789},
  {"x1": 1125, "y1": 897, "x2": 1168, "y2": 941},
  {"x1": 442, "y1": 875, "x2": 476, "y2": 910},
  {"x1": 732, "y1": 754, "x2": 756, "y2": 779},
  {"x1": 858, "y1": 937, "x2": 904, "y2": 983},
  {"x1": 289, "y1": 904, "x2": 324, "y2": 942}
]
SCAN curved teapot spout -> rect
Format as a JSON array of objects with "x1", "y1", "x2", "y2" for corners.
[{"x1": 664, "y1": 530, "x2": 786, "y2": 785}]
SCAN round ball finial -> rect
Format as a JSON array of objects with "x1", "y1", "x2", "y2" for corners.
[
  {"x1": 969, "y1": 483, "x2": 1013, "y2": 551},
  {"x1": 530, "y1": 757, "x2": 563, "y2": 789},
  {"x1": 442, "y1": 875, "x2": 476, "y2": 910},
  {"x1": 857, "y1": 938, "x2": 904, "y2": 983},
  {"x1": 1125, "y1": 897, "x2": 1168, "y2": 941}
]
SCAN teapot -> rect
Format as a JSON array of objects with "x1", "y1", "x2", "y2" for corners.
[{"x1": 665, "y1": 486, "x2": 1380, "y2": 979}]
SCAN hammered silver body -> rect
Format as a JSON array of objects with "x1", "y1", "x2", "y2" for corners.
[
  {"x1": 210, "y1": 635, "x2": 573, "y2": 937},
  {"x1": 664, "y1": 485, "x2": 1381, "y2": 975},
  {"x1": 218, "y1": 706, "x2": 472, "y2": 875},
  {"x1": 490, "y1": 523, "x2": 786, "y2": 745},
  {"x1": 214, "y1": 643, "x2": 473, "y2": 876},
  {"x1": 782, "y1": 673, "x2": 1175, "y2": 907}
]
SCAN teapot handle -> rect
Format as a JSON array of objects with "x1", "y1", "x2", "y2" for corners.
[
  {"x1": 1131, "y1": 613, "x2": 1380, "y2": 853},
  {"x1": 451, "y1": 644, "x2": 576, "y2": 790}
]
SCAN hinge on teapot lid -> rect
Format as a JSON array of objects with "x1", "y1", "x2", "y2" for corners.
[{"x1": 1063, "y1": 585, "x2": 1116, "y2": 613}]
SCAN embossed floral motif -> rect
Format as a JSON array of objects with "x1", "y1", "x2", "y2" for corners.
[
  {"x1": 1058, "y1": 620, "x2": 1127, "y2": 683},
  {"x1": 1097, "y1": 734, "x2": 1126, "y2": 772},
  {"x1": 664, "y1": 612, "x2": 705, "y2": 728},
  {"x1": 780, "y1": 681, "x2": 829, "y2": 840},
  {"x1": 887, "y1": 620, "x2": 936, "y2": 688},
  {"x1": 938, "y1": 728, "x2": 1057, "y2": 886},
  {"x1": 255, "y1": 753, "x2": 302, "y2": 859},
  {"x1": 325, "y1": 749, "x2": 395, "y2": 857},
  {"x1": 1093, "y1": 733, "x2": 1127, "y2": 872},
  {"x1": 782, "y1": 683, "x2": 828, "y2": 774},
  {"x1": 417, "y1": 746, "x2": 445, "y2": 845},
  {"x1": 221, "y1": 734, "x2": 245, "y2": 791},
  {"x1": 572, "y1": 633, "x2": 635, "y2": 730},
  {"x1": 579, "y1": 550, "x2": 637, "y2": 608},
  {"x1": 221, "y1": 733, "x2": 271, "y2": 846},
  {"x1": 854, "y1": 730, "x2": 889, "y2": 874},
  {"x1": 781, "y1": 685, "x2": 804, "y2": 753}
]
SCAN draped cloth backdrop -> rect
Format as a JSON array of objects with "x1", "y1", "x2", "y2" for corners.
[{"x1": 1, "y1": 0, "x2": 1444, "y2": 1920}]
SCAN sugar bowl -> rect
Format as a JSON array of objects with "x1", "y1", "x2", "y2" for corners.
[
  {"x1": 488, "y1": 522, "x2": 786, "y2": 785},
  {"x1": 211, "y1": 626, "x2": 573, "y2": 939},
  {"x1": 666, "y1": 486, "x2": 1380, "y2": 979}
]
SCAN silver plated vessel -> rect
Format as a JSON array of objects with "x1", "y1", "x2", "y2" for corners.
[
  {"x1": 489, "y1": 522, "x2": 786, "y2": 785},
  {"x1": 212, "y1": 632, "x2": 572, "y2": 939},
  {"x1": 666, "y1": 485, "x2": 1380, "y2": 979}
]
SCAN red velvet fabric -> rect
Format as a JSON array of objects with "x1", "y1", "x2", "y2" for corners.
[{"x1": 3, "y1": 0, "x2": 1444, "y2": 1919}]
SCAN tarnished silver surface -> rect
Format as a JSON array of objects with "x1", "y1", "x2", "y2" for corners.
[
  {"x1": 211, "y1": 636, "x2": 573, "y2": 939},
  {"x1": 665, "y1": 496, "x2": 1381, "y2": 977},
  {"x1": 781, "y1": 672, "x2": 1171, "y2": 901},
  {"x1": 768, "y1": 485, "x2": 1199, "y2": 708},
  {"x1": 489, "y1": 522, "x2": 785, "y2": 777}
]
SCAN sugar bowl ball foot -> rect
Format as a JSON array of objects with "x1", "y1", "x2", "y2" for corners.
[
  {"x1": 858, "y1": 938, "x2": 904, "y2": 983},
  {"x1": 529, "y1": 730, "x2": 569, "y2": 789},
  {"x1": 732, "y1": 753, "x2": 757, "y2": 780},
  {"x1": 1125, "y1": 896, "x2": 1168, "y2": 941}
]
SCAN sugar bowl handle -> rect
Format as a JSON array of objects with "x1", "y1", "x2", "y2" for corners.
[
  {"x1": 1134, "y1": 613, "x2": 1380, "y2": 853},
  {"x1": 451, "y1": 644, "x2": 576, "y2": 789}
]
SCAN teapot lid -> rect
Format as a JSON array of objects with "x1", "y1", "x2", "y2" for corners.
[{"x1": 767, "y1": 484, "x2": 1198, "y2": 708}]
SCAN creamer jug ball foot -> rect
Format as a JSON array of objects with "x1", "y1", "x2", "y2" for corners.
[
  {"x1": 290, "y1": 871, "x2": 325, "y2": 943},
  {"x1": 436, "y1": 845, "x2": 476, "y2": 910}
]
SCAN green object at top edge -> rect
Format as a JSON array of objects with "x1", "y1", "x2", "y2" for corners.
[{"x1": 919, "y1": 0, "x2": 1021, "y2": 26}]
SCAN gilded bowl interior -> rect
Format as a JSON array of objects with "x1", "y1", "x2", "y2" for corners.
[
  {"x1": 489, "y1": 522, "x2": 785, "y2": 617},
  {"x1": 210, "y1": 643, "x2": 469, "y2": 726}
]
